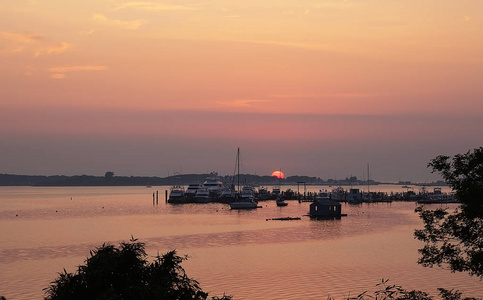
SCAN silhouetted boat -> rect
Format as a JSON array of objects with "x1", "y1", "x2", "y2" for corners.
[
  {"x1": 330, "y1": 186, "x2": 346, "y2": 202},
  {"x1": 194, "y1": 187, "x2": 211, "y2": 203},
  {"x1": 316, "y1": 190, "x2": 330, "y2": 201},
  {"x1": 185, "y1": 184, "x2": 202, "y2": 200},
  {"x1": 168, "y1": 185, "x2": 185, "y2": 203},
  {"x1": 276, "y1": 196, "x2": 288, "y2": 207},
  {"x1": 257, "y1": 187, "x2": 270, "y2": 200},
  {"x1": 230, "y1": 148, "x2": 258, "y2": 209},
  {"x1": 219, "y1": 188, "x2": 236, "y2": 203},
  {"x1": 347, "y1": 188, "x2": 362, "y2": 204}
]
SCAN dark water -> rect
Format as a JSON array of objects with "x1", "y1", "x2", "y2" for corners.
[{"x1": 0, "y1": 186, "x2": 481, "y2": 299}]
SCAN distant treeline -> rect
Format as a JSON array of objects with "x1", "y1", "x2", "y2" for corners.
[{"x1": 0, "y1": 173, "x2": 381, "y2": 186}]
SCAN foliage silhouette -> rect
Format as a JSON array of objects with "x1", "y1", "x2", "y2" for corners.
[
  {"x1": 414, "y1": 147, "x2": 483, "y2": 278},
  {"x1": 44, "y1": 237, "x2": 232, "y2": 300},
  {"x1": 341, "y1": 279, "x2": 480, "y2": 300},
  {"x1": 104, "y1": 171, "x2": 115, "y2": 180}
]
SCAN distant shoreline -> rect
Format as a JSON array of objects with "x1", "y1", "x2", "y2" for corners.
[{"x1": 0, "y1": 173, "x2": 447, "y2": 187}]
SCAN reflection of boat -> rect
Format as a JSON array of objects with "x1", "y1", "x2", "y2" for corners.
[
  {"x1": 168, "y1": 185, "x2": 185, "y2": 203},
  {"x1": 230, "y1": 148, "x2": 258, "y2": 209}
]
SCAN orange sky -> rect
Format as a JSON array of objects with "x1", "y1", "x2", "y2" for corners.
[{"x1": 1, "y1": 1, "x2": 483, "y2": 181}]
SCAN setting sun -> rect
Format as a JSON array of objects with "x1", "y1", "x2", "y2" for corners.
[{"x1": 271, "y1": 170, "x2": 285, "y2": 179}]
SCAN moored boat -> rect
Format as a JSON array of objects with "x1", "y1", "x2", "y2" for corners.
[
  {"x1": 276, "y1": 196, "x2": 288, "y2": 207},
  {"x1": 219, "y1": 188, "x2": 236, "y2": 203},
  {"x1": 185, "y1": 184, "x2": 202, "y2": 200},
  {"x1": 331, "y1": 186, "x2": 346, "y2": 202},
  {"x1": 347, "y1": 188, "x2": 362, "y2": 204},
  {"x1": 168, "y1": 185, "x2": 185, "y2": 203},
  {"x1": 230, "y1": 148, "x2": 259, "y2": 209},
  {"x1": 257, "y1": 187, "x2": 270, "y2": 201},
  {"x1": 203, "y1": 173, "x2": 224, "y2": 197},
  {"x1": 316, "y1": 190, "x2": 330, "y2": 201},
  {"x1": 194, "y1": 187, "x2": 211, "y2": 203}
]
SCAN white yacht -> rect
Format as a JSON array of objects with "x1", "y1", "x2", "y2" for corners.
[{"x1": 203, "y1": 175, "x2": 224, "y2": 197}]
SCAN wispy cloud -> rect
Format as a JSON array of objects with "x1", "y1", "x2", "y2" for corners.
[
  {"x1": 312, "y1": 0, "x2": 353, "y2": 9},
  {"x1": 269, "y1": 94, "x2": 317, "y2": 99},
  {"x1": 230, "y1": 38, "x2": 335, "y2": 52},
  {"x1": 0, "y1": 31, "x2": 44, "y2": 44},
  {"x1": 325, "y1": 93, "x2": 375, "y2": 99},
  {"x1": 35, "y1": 42, "x2": 71, "y2": 57},
  {"x1": 50, "y1": 73, "x2": 67, "y2": 79},
  {"x1": 49, "y1": 65, "x2": 108, "y2": 73},
  {"x1": 92, "y1": 13, "x2": 147, "y2": 30},
  {"x1": 0, "y1": 31, "x2": 70, "y2": 57},
  {"x1": 217, "y1": 99, "x2": 271, "y2": 108},
  {"x1": 114, "y1": 2, "x2": 198, "y2": 11},
  {"x1": 48, "y1": 65, "x2": 108, "y2": 79},
  {"x1": 79, "y1": 29, "x2": 96, "y2": 36}
]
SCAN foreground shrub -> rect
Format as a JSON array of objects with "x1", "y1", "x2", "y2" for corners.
[{"x1": 44, "y1": 237, "x2": 231, "y2": 300}]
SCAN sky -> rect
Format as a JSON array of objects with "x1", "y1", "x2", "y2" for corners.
[{"x1": 1, "y1": 0, "x2": 482, "y2": 182}]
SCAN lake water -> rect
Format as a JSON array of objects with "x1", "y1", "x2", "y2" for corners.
[{"x1": 0, "y1": 185, "x2": 481, "y2": 299}]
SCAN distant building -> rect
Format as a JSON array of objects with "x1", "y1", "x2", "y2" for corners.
[{"x1": 309, "y1": 199, "x2": 342, "y2": 219}]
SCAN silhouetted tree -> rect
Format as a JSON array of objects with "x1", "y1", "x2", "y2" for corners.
[
  {"x1": 343, "y1": 279, "x2": 479, "y2": 300},
  {"x1": 415, "y1": 147, "x2": 483, "y2": 278},
  {"x1": 104, "y1": 171, "x2": 114, "y2": 180},
  {"x1": 44, "y1": 238, "x2": 232, "y2": 300}
]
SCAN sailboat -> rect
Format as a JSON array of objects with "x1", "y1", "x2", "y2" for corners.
[{"x1": 230, "y1": 148, "x2": 258, "y2": 209}]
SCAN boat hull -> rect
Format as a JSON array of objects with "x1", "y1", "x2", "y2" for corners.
[{"x1": 230, "y1": 201, "x2": 258, "y2": 209}]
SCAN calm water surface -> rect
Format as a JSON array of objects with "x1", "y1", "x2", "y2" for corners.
[{"x1": 0, "y1": 186, "x2": 481, "y2": 299}]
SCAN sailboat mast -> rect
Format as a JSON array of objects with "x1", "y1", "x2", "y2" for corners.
[
  {"x1": 367, "y1": 163, "x2": 370, "y2": 194},
  {"x1": 237, "y1": 148, "x2": 240, "y2": 193}
]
